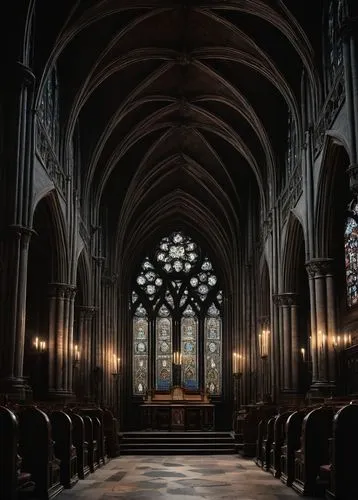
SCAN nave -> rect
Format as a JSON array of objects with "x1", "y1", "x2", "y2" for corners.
[{"x1": 57, "y1": 455, "x2": 311, "y2": 500}]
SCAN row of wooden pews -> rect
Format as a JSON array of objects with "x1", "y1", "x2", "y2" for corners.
[
  {"x1": 253, "y1": 400, "x2": 358, "y2": 499},
  {"x1": 0, "y1": 403, "x2": 119, "y2": 500}
]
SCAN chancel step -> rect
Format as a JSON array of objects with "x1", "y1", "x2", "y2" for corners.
[{"x1": 120, "y1": 431, "x2": 236, "y2": 455}]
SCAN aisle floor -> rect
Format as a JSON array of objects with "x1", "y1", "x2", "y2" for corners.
[{"x1": 58, "y1": 455, "x2": 313, "y2": 500}]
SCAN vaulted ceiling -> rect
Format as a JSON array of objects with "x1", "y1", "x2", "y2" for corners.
[{"x1": 29, "y1": 0, "x2": 323, "y2": 284}]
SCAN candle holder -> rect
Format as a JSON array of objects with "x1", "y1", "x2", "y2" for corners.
[
  {"x1": 73, "y1": 344, "x2": 81, "y2": 368},
  {"x1": 258, "y1": 329, "x2": 270, "y2": 359},
  {"x1": 33, "y1": 337, "x2": 47, "y2": 353},
  {"x1": 172, "y1": 351, "x2": 182, "y2": 386},
  {"x1": 112, "y1": 354, "x2": 121, "y2": 378}
]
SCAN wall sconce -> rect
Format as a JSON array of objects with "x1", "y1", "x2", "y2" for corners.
[
  {"x1": 73, "y1": 344, "x2": 80, "y2": 367},
  {"x1": 33, "y1": 337, "x2": 47, "y2": 352},
  {"x1": 259, "y1": 329, "x2": 270, "y2": 358},
  {"x1": 112, "y1": 354, "x2": 121, "y2": 376},
  {"x1": 233, "y1": 352, "x2": 244, "y2": 375},
  {"x1": 173, "y1": 351, "x2": 182, "y2": 366},
  {"x1": 300, "y1": 347, "x2": 306, "y2": 362},
  {"x1": 333, "y1": 334, "x2": 352, "y2": 351}
]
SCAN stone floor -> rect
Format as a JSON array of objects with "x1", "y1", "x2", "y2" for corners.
[{"x1": 58, "y1": 455, "x2": 314, "y2": 500}]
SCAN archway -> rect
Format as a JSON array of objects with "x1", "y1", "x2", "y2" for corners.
[
  {"x1": 281, "y1": 213, "x2": 310, "y2": 396},
  {"x1": 24, "y1": 193, "x2": 67, "y2": 399}
]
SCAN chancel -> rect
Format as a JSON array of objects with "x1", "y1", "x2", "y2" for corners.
[{"x1": 2, "y1": 1, "x2": 358, "y2": 499}]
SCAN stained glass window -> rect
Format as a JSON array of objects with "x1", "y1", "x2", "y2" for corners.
[
  {"x1": 181, "y1": 305, "x2": 199, "y2": 390},
  {"x1": 205, "y1": 304, "x2": 222, "y2": 395},
  {"x1": 131, "y1": 231, "x2": 223, "y2": 396},
  {"x1": 345, "y1": 203, "x2": 358, "y2": 307},
  {"x1": 38, "y1": 66, "x2": 60, "y2": 151},
  {"x1": 133, "y1": 305, "x2": 149, "y2": 395},
  {"x1": 327, "y1": 0, "x2": 343, "y2": 86},
  {"x1": 156, "y1": 305, "x2": 173, "y2": 390}
]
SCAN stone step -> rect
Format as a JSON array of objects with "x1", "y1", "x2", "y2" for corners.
[
  {"x1": 121, "y1": 448, "x2": 236, "y2": 455},
  {"x1": 120, "y1": 431, "x2": 236, "y2": 455}
]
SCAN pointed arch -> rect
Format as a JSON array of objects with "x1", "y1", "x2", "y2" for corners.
[
  {"x1": 32, "y1": 190, "x2": 69, "y2": 283},
  {"x1": 281, "y1": 212, "x2": 306, "y2": 292},
  {"x1": 315, "y1": 135, "x2": 350, "y2": 257},
  {"x1": 76, "y1": 248, "x2": 92, "y2": 306}
]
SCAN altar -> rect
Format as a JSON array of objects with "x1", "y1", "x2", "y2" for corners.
[{"x1": 141, "y1": 387, "x2": 215, "y2": 431}]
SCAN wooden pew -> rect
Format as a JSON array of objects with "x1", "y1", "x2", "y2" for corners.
[
  {"x1": 0, "y1": 406, "x2": 35, "y2": 500},
  {"x1": 18, "y1": 406, "x2": 63, "y2": 500},
  {"x1": 325, "y1": 403, "x2": 358, "y2": 499},
  {"x1": 65, "y1": 410, "x2": 90, "y2": 479},
  {"x1": 49, "y1": 411, "x2": 78, "y2": 489},
  {"x1": 280, "y1": 410, "x2": 306, "y2": 486},
  {"x1": 254, "y1": 419, "x2": 267, "y2": 468},
  {"x1": 292, "y1": 406, "x2": 333, "y2": 497},
  {"x1": 103, "y1": 408, "x2": 119, "y2": 458},
  {"x1": 270, "y1": 411, "x2": 293, "y2": 478},
  {"x1": 81, "y1": 414, "x2": 100, "y2": 472},
  {"x1": 241, "y1": 404, "x2": 276, "y2": 458},
  {"x1": 77, "y1": 408, "x2": 107, "y2": 465},
  {"x1": 262, "y1": 416, "x2": 275, "y2": 471}
]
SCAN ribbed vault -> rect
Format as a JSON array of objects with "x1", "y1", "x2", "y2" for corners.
[{"x1": 30, "y1": 0, "x2": 322, "y2": 287}]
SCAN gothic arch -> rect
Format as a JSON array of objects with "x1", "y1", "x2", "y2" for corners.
[
  {"x1": 259, "y1": 257, "x2": 271, "y2": 318},
  {"x1": 76, "y1": 248, "x2": 92, "y2": 307},
  {"x1": 281, "y1": 212, "x2": 306, "y2": 292},
  {"x1": 31, "y1": 190, "x2": 69, "y2": 283},
  {"x1": 315, "y1": 136, "x2": 350, "y2": 257}
]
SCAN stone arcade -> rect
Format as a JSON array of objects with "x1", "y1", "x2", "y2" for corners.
[{"x1": 1, "y1": 1, "x2": 358, "y2": 499}]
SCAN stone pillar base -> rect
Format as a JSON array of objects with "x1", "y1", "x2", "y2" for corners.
[
  {"x1": 307, "y1": 382, "x2": 336, "y2": 403},
  {"x1": 0, "y1": 376, "x2": 32, "y2": 402}
]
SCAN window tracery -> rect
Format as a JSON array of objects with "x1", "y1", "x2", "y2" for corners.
[
  {"x1": 345, "y1": 202, "x2": 358, "y2": 308},
  {"x1": 131, "y1": 231, "x2": 223, "y2": 395},
  {"x1": 326, "y1": 0, "x2": 343, "y2": 86}
]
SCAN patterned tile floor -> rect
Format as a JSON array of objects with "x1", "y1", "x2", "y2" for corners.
[{"x1": 58, "y1": 455, "x2": 314, "y2": 500}]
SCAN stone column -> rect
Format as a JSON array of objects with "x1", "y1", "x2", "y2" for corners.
[
  {"x1": 305, "y1": 259, "x2": 337, "y2": 394},
  {"x1": 0, "y1": 61, "x2": 36, "y2": 400},
  {"x1": 276, "y1": 293, "x2": 300, "y2": 395},
  {"x1": 77, "y1": 306, "x2": 96, "y2": 400},
  {"x1": 48, "y1": 283, "x2": 76, "y2": 399}
]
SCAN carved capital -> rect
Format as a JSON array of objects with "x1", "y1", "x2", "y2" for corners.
[
  {"x1": 64, "y1": 285, "x2": 77, "y2": 300},
  {"x1": 272, "y1": 294, "x2": 281, "y2": 306},
  {"x1": 305, "y1": 258, "x2": 334, "y2": 278},
  {"x1": 276, "y1": 292, "x2": 299, "y2": 307},
  {"x1": 48, "y1": 283, "x2": 76, "y2": 299}
]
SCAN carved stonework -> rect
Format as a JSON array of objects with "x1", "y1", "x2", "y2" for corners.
[
  {"x1": 280, "y1": 165, "x2": 303, "y2": 224},
  {"x1": 313, "y1": 68, "x2": 345, "y2": 157},
  {"x1": 276, "y1": 293, "x2": 299, "y2": 307},
  {"x1": 36, "y1": 118, "x2": 66, "y2": 196},
  {"x1": 48, "y1": 283, "x2": 76, "y2": 299},
  {"x1": 305, "y1": 258, "x2": 334, "y2": 278}
]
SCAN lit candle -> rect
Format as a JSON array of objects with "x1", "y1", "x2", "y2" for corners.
[
  {"x1": 34, "y1": 337, "x2": 39, "y2": 350},
  {"x1": 300, "y1": 347, "x2": 305, "y2": 362},
  {"x1": 117, "y1": 357, "x2": 120, "y2": 372},
  {"x1": 113, "y1": 353, "x2": 117, "y2": 373}
]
